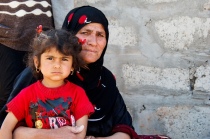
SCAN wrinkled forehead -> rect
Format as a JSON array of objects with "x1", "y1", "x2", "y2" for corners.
[{"x1": 78, "y1": 23, "x2": 106, "y2": 35}]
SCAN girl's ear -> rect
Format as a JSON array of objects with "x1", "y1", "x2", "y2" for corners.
[
  {"x1": 33, "y1": 56, "x2": 39, "y2": 68},
  {"x1": 70, "y1": 68, "x2": 74, "y2": 75}
]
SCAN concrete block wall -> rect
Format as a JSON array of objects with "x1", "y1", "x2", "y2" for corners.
[{"x1": 73, "y1": 0, "x2": 210, "y2": 139}]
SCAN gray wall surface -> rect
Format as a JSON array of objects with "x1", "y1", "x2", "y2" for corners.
[{"x1": 69, "y1": 1, "x2": 210, "y2": 139}]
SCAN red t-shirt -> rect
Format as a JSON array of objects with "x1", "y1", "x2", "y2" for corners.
[{"x1": 7, "y1": 80, "x2": 94, "y2": 129}]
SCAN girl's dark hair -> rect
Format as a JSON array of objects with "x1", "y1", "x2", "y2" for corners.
[{"x1": 28, "y1": 29, "x2": 85, "y2": 79}]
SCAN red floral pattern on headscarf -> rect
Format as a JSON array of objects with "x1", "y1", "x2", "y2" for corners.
[
  {"x1": 68, "y1": 13, "x2": 74, "y2": 24},
  {"x1": 79, "y1": 15, "x2": 87, "y2": 24}
]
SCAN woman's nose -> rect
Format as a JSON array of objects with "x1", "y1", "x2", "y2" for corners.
[{"x1": 87, "y1": 35, "x2": 97, "y2": 46}]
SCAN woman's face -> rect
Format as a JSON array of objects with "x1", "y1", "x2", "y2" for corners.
[{"x1": 76, "y1": 23, "x2": 106, "y2": 64}]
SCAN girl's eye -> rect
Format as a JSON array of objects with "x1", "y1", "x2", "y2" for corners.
[
  {"x1": 62, "y1": 58, "x2": 68, "y2": 61},
  {"x1": 47, "y1": 57, "x2": 53, "y2": 60}
]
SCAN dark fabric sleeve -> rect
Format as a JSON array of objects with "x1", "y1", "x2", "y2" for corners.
[
  {"x1": 112, "y1": 125, "x2": 171, "y2": 139},
  {"x1": 112, "y1": 87, "x2": 134, "y2": 128},
  {"x1": 110, "y1": 88, "x2": 139, "y2": 138},
  {"x1": 138, "y1": 135, "x2": 171, "y2": 139},
  {"x1": 0, "y1": 67, "x2": 36, "y2": 126},
  {"x1": 112, "y1": 124, "x2": 139, "y2": 139},
  {"x1": 102, "y1": 69, "x2": 137, "y2": 137}
]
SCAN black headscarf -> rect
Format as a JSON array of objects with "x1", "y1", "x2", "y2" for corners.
[{"x1": 62, "y1": 5, "x2": 109, "y2": 92}]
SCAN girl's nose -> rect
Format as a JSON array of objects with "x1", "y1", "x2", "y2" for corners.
[
  {"x1": 54, "y1": 65, "x2": 61, "y2": 68},
  {"x1": 54, "y1": 61, "x2": 61, "y2": 68}
]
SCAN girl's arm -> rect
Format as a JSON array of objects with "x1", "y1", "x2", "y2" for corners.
[
  {"x1": 75, "y1": 115, "x2": 88, "y2": 139},
  {"x1": 0, "y1": 112, "x2": 18, "y2": 139}
]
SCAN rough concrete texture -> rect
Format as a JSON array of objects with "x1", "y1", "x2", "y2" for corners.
[
  {"x1": 122, "y1": 64, "x2": 189, "y2": 90},
  {"x1": 73, "y1": 0, "x2": 210, "y2": 139},
  {"x1": 194, "y1": 65, "x2": 210, "y2": 91},
  {"x1": 155, "y1": 17, "x2": 210, "y2": 50}
]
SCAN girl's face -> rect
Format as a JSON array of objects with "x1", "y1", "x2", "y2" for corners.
[
  {"x1": 76, "y1": 23, "x2": 106, "y2": 64},
  {"x1": 34, "y1": 47, "x2": 74, "y2": 88}
]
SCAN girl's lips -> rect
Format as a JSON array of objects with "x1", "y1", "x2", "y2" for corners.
[{"x1": 52, "y1": 72, "x2": 62, "y2": 74}]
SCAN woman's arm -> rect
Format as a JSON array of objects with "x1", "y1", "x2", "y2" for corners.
[
  {"x1": 100, "y1": 132, "x2": 130, "y2": 139},
  {"x1": 109, "y1": 91, "x2": 138, "y2": 139},
  {"x1": 86, "y1": 132, "x2": 130, "y2": 139},
  {"x1": 13, "y1": 125, "x2": 84, "y2": 139}
]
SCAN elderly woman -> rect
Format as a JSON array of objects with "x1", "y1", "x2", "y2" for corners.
[{"x1": 0, "y1": 5, "x2": 138, "y2": 139}]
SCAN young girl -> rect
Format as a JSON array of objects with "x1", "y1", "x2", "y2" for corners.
[{"x1": 0, "y1": 26, "x2": 94, "y2": 139}]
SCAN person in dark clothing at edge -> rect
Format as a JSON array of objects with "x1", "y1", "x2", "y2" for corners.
[
  {"x1": 0, "y1": 0, "x2": 54, "y2": 124},
  {"x1": 0, "y1": 5, "x2": 171, "y2": 139}
]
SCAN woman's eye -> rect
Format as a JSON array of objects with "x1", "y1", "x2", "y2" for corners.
[
  {"x1": 81, "y1": 32, "x2": 88, "y2": 35},
  {"x1": 97, "y1": 33, "x2": 105, "y2": 37}
]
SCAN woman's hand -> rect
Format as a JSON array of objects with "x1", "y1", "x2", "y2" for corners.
[
  {"x1": 85, "y1": 132, "x2": 131, "y2": 139},
  {"x1": 13, "y1": 125, "x2": 84, "y2": 139},
  {"x1": 85, "y1": 136, "x2": 96, "y2": 139}
]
